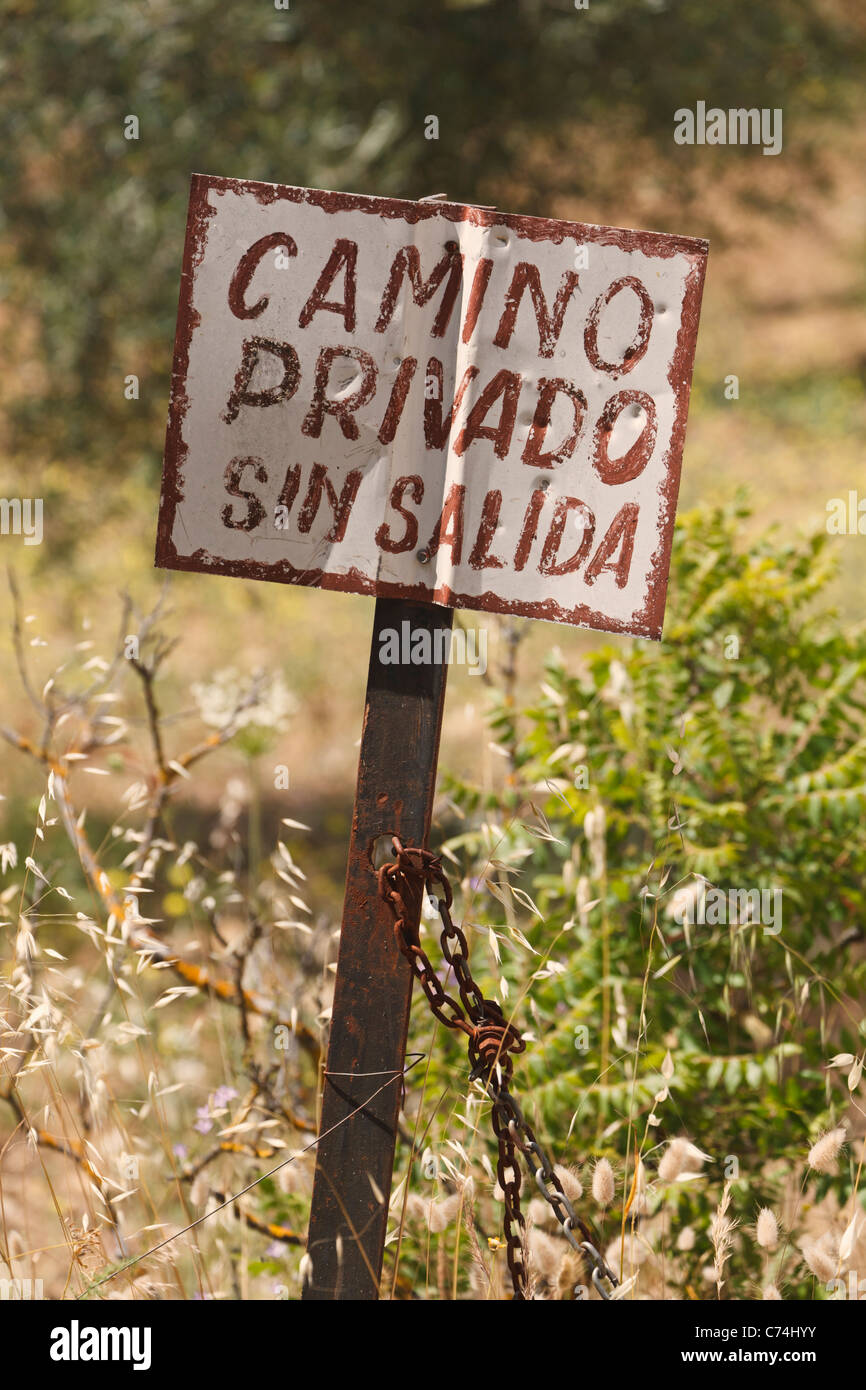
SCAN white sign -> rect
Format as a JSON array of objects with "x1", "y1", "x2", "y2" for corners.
[{"x1": 157, "y1": 175, "x2": 708, "y2": 639}]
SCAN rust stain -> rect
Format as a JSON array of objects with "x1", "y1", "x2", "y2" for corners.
[
  {"x1": 156, "y1": 174, "x2": 708, "y2": 642},
  {"x1": 205, "y1": 173, "x2": 707, "y2": 260}
]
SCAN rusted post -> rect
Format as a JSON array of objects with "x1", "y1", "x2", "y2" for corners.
[{"x1": 303, "y1": 595, "x2": 453, "y2": 1300}]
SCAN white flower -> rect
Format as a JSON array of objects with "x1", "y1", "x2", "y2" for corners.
[{"x1": 192, "y1": 668, "x2": 295, "y2": 732}]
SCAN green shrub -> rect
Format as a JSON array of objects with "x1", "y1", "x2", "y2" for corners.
[{"x1": 403, "y1": 498, "x2": 866, "y2": 1297}]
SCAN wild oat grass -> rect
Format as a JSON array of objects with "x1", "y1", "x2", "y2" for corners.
[{"x1": 2, "y1": 502, "x2": 865, "y2": 1299}]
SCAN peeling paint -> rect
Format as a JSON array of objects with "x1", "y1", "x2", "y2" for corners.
[{"x1": 156, "y1": 174, "x2": 708, "y2": 640}]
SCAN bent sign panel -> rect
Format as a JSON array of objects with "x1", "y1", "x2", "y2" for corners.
[{"x1": 156, "y1": 174, "x2": 708, "y2": 639}]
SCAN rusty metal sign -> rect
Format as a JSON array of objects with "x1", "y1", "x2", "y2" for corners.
[{"x1": 156, "y1": 174, "x2": 707, "y2": 639}]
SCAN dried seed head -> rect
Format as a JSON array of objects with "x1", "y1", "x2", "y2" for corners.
[
  {"x1": 801, "y1": 1240, "x2": 836, "y2": 1283},
  {"x1": 607, "y1": 1233, "x2": 650, "y2": 1268},
  {"x1": 676, "y1": 1225, "x2": 696, "y2": 1252},
  {"x1": 756, "y1": 1207, "x2": 779, "y2": 1252},
  {"x1": 555, "y1": 1248, "x2": 582, "y2": 1301},
  {"x1": 839, "y1": 1212, "x2": 861, "y2": 1267},
  {"x1": 405, "y1": 1193, "x2": 428, "y2": 1223},
  {"x1": 527, "y1": 1197, "x2": 554, "y2": 1228},
  {"x1": 592, "y1": 1158, "x2": 615, "y2": 1209},
  {"x1": 659, "y1": 1139, "x2": 689, "y2": 1183},
  {"x1": 576, "y1": 875, "x2": 591, "y2": 916},
  {"x1": 658, "y1": 1137, "x2": 708, "y2": 1183},
  {"x1": 528, "y1": 1227, "x2": 562, "y2": 1281},
  {"x1": 554, "y1": 1163, "x2": 582, "y2": 1201},
  {"x1": 633, "y1": 1153, "x2": 647, "y2": 1194},
  {"x1": 807, "y1": 1126, "x2": 846, "y2": 1175},
  {"x1": 710, "y1": 1182, "x2": 737, "y2": 1295},
  {"x1": 426, "y1": 1192, "x2": 461, "y2": 1233},
  {"x1": 762, "y1": 1283, "x2": 782, "y2": 1300}
]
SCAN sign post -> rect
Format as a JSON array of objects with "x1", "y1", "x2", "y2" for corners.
[
  {"x1": 156, "y1": 173, "x2": 707, "y2": 1299},
  {"x1": 303, "y1": 596, "x2": 451, "y2": 1298}
]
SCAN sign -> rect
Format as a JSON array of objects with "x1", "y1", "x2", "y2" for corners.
[
  {"x1": 157, "y1": 175, "x2": 707, "y2": 639},
  {"x1": 155, "y1": 175, "x2": 709, "y2": 1300}
]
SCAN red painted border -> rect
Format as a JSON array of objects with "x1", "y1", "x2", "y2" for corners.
[{"x1": 156, "y1": 174, "x2": 709, "y2": 641}]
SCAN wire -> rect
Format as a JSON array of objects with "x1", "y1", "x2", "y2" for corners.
[{"x1": 76, "y1": 1052, "x2": 427, "y2": 1297}]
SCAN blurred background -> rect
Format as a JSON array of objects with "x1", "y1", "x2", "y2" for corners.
[
  {"x1": 1, "y1": 1, "x2": 864, "y2": 849},
  {"x1": 0, "y1": 0, "x2": 865, "y2": 1302},
  {"x1": 1, "y1": 0, "x2": 864, "y2": 846}
]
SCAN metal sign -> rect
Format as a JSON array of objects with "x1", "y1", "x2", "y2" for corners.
[
  {"x1": 155, "y1": 175, "x2": 709, "y2": 1300},
  {"x1": 157, "y1": 174, "x2": 707, "y2": 640}
]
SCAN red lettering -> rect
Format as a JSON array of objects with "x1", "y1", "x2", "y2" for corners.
[
  {"x1": 375, "y1": 242, "x2": 463, "y2": 338},
  {"x1": 454, "y1": 369, "x2": 521, "y2": 460},
  {"x1": 584, "y1": 276, "x2": 654, "y2": 376},
  {"x1": 228, "y1": 234, "x2": 297, "y2": 320},
  {"x1": 276, "y1": 463, "x2": 301, "y2": 517},
  {"x1": 426, "y1": 483, "x2": 465, "y2": 564},
  {"x1": 592, "y1": 390, "x2": 657, "y2": 485},
  {"x1": 521, "y1": 378, "x2": 587, "y2": 470},
  {"x1": 298, "y1": 239, "x2": 358, "y2": 333},
  {"x1": 424, "y1": 358, "x2": 479, "y2": 450},
  {"x1": 460, "y1": 257, "x2": 494, "y2": 343},
  {"x1": 514, "y1": 489, "x2": 546, "y2": 572},
  {"x1": 468, "y1": 490, "x2": 507, "y2": 569},
  {"x1": 222, "y1": 337, "x2": 301, "y2": 424},
  {"x1": 377, "y1": 357, "x2": 418, "y2": 445},
  {"x1": 584, "y1": 503, "x2": 639, "y2": 588},
  {"x1": 493, "y1": 262, "x2": 580, "y2": 358},
  {"x1": 222, "y1": 457, "x2": 268, "y2": 532},
  {"x1": 375, "y1": 475, "x2": 424, "y2": 554},
  {"x1": 297, "y1": 463, "x2": 362, "y2": 543},
  {"x1": 538, "y1": 497, "x2": 596, "y2": 576},
  {"x1": 301, "y1": 346, "x2": 378, "y2": 441}
]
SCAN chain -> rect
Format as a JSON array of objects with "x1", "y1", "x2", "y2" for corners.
[{"x1": 378, "y1": 835, "x2": 618, "y2": 1301}]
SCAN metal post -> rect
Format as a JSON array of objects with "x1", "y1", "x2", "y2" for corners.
[{"x1": 303, "y1": 595, "x2": 453, "y2": 1299}]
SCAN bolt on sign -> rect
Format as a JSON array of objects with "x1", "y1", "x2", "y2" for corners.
[{"x1": 156, "y1": 175, "x2": 708, "y2": 639}]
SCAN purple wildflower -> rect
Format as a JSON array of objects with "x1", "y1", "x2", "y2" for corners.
[{"x1": 194, "y1": 1105, "x2": 213, "y2": 1135}]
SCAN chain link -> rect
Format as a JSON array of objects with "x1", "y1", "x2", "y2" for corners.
[{"x1": 378, "y1": 835, "x2": 618, "y2": 1301}]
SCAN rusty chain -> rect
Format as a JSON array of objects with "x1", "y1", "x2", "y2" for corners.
[{"x1": 378, "y1": 835, "x2": 618, "y2": 1301}]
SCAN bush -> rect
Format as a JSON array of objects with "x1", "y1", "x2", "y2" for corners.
[{"x1": 401, "y1": 497, "x2": 866, "y2": 1298}]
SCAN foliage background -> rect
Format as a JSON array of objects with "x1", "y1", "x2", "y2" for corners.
[{"x1": 0, "y1": 0, "x2": 864, "y2": 1299}]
